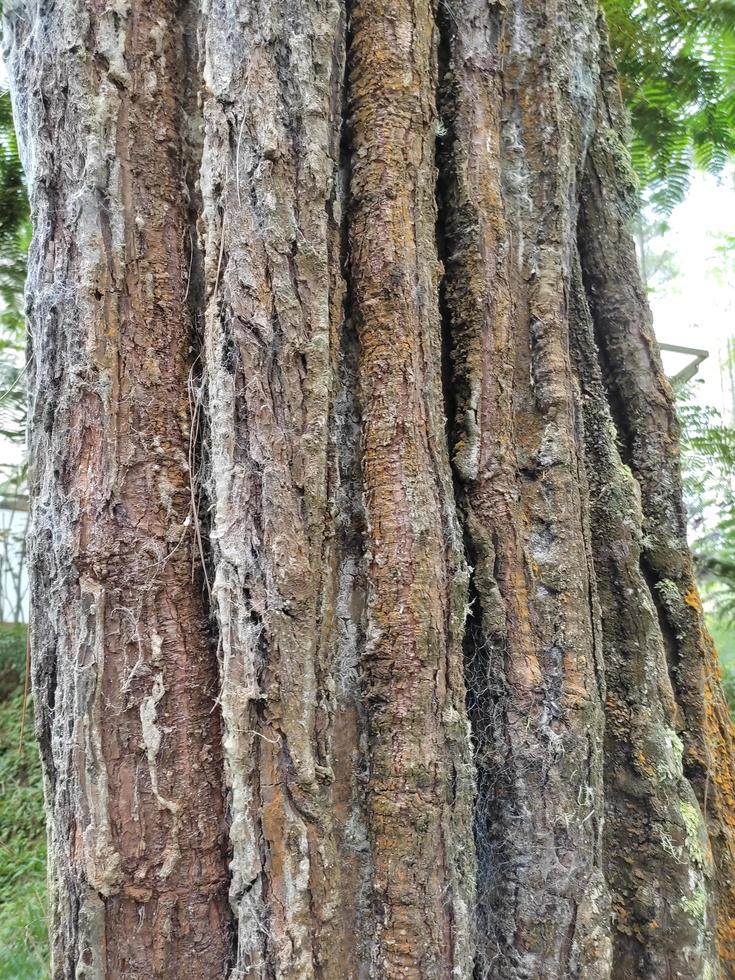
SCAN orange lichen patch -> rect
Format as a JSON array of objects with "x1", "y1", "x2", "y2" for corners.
[
  {"x1": 698, "y1": 670, "x2": 735, "y2": 964},
  {"x1": 635, "y1": 752, "x2": 655, "y2": 778},
  {"x1": 717, "y1": 885, "x2": 735, "y2": 961},
  {"x1": 684, "y1": 588, "x2": 702, "y2": 611}
]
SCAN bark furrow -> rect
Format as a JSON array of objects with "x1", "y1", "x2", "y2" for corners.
[{"x1": 571, "y1": 247, "x2": 719, "y2": 977}]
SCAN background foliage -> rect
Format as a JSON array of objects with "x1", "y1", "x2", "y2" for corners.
[
  {"x1": 0, "y1": 90, "x2": 28, "y2": 447},
  {"x1": 602, "y1": 0, "x2": 735, "y2": 211},
  {"x1": 678, "y1": 381, "x2": 735, "y2": 713},
  {"x1": 0, "y1": 625, "x2": 47, "y2": 979}
]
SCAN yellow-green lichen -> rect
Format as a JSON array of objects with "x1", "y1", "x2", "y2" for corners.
[
  {"x1": 681, "y1": 883, "x2": 707, "y2": 920},
  {"x1": 595, "y1": 126, "x2": 640, "y2": 214},
  {"x1": 657, "y1": 728, "x2": 685, "y2": 781},
  {"x1": 655, "y1": 577, "x2": 680, "y2": 608},
  {"x1": 680, "y1": 800, "x2": 705, "y2": 868}
]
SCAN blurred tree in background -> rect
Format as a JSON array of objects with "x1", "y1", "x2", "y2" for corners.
[
  {"x1": 677, "y1": 391, "x2": 735, "y2": 705},
  {"x1": 0, "y1": 89, "x2": 27, "y2": 457}
]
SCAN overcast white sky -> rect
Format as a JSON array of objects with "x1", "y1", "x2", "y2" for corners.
[{"x1": 653, "y1": 170, "x2": 735, "y2": 419}]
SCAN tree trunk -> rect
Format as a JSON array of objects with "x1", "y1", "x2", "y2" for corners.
[{"x1": 3, "y1": 0, "x2": 735, "y2": 977}]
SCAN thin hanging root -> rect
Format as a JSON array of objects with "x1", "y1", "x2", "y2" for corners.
[
  {"x1": 187, "y1": 357, "x2": 211, "y2": 600},
  {"x1": 18, "y1": 627, "x2": 31, "y2": 755}
]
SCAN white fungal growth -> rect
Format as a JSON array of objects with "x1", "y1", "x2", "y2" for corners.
[
  {"x1": 139, "y1": 668, "x2": 182, "y2": 879},
  {"x1": 139, "y1": 672, "x2": 178, "y2": 814},
  {"x1": 78, "y1": 579, "x2": 124, "y2": 898}
]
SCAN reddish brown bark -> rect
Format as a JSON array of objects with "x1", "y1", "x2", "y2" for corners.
[
  {"x1": 348, "y1": 0, "x2": 475, "y2": 972},
  {"x1": 6, "y1": 1, "x2": 230, "y2": 975}
]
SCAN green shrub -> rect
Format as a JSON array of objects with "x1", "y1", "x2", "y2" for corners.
[{"x1": 0, "y1": 625, "x2": 48, "y2": 979}]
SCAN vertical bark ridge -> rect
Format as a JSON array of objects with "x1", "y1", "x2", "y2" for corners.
[
  {"x1": 4, "y1": 1, "x2": 232, "y2": 976},
  {"x1": 347, "y1": 0, "x2": 476, "y2": 974},
  {"x1": 322, "y1": 8, "x2": 377, "y2": 965},
  {"x1": 199, "y1": 1, "x2": 373, "y2": 976},
  {"x1": 578, "y1": 19, "x2": 735, "y2": 971},
  {"x1": 570, "y1": 248, "x2": 719, "y2": 976},
  {"x1": 437, "y1": 1, "x2": 612, "y2": 974}
]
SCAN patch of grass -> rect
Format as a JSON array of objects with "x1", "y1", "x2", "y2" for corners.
[
  {"x1": 0, "y1": 625, "x2": 48, "y2": 979},
  {"x1": 0, "y1": 622, "x2": 28, "y2": 699}
]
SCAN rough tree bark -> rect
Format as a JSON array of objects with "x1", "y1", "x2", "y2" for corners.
[{"x1": 3, "y1": 0, "x2": 735, "y2": 977}]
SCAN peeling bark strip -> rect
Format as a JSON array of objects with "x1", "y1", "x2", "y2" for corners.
[
  {"x1": 5, "y1": 0, "x2": 735, "y2": 977},
  {"x1": 198, "y1": 0, "x2": 372, "y2": 975}
]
